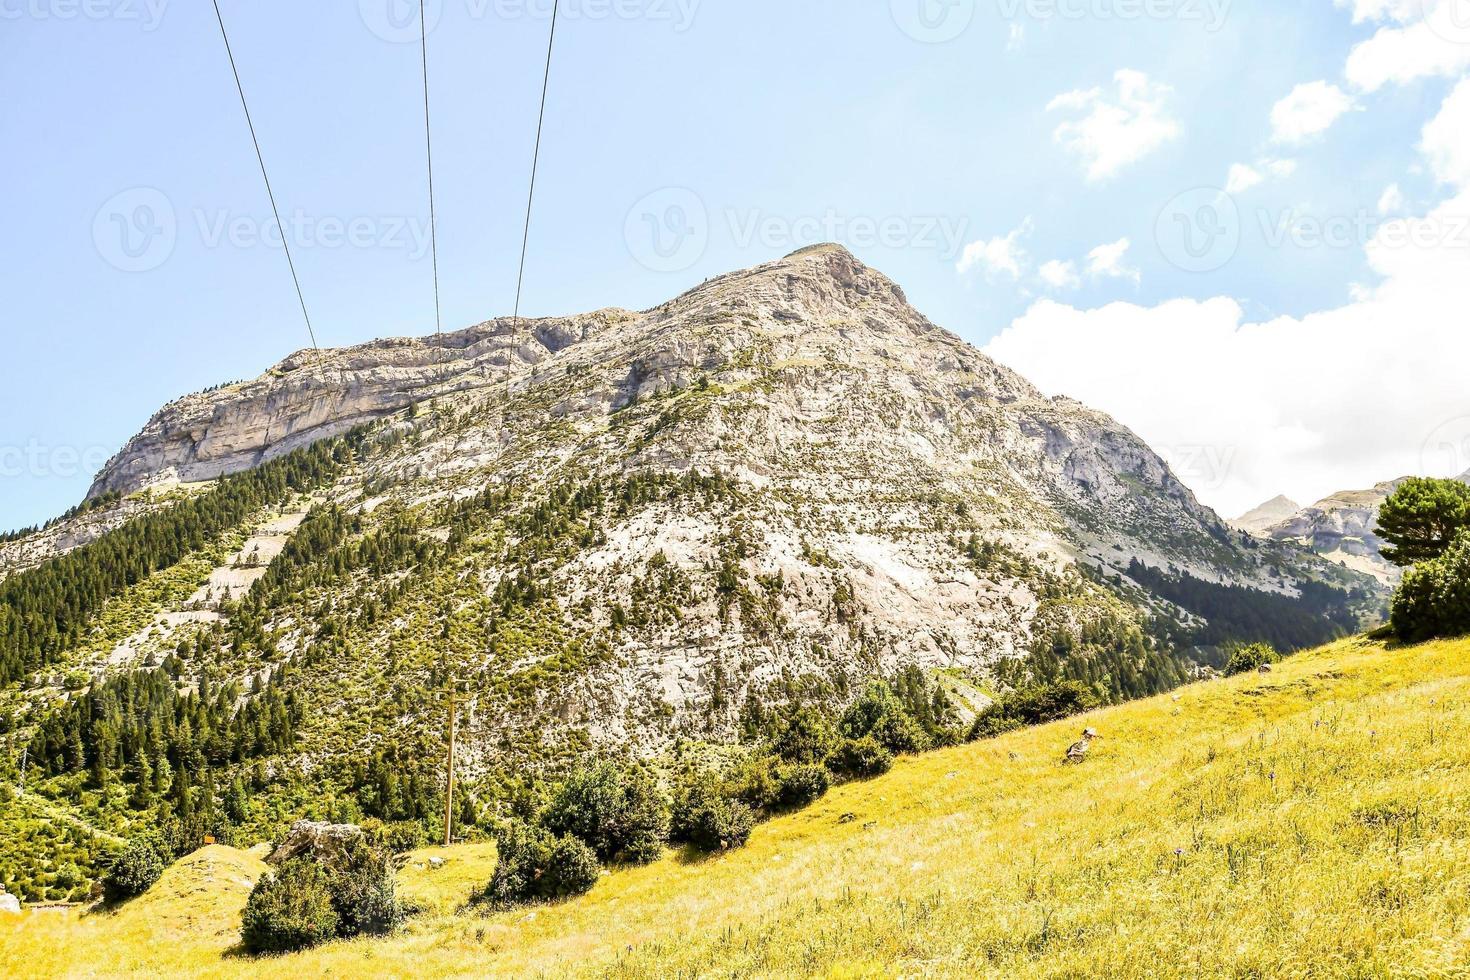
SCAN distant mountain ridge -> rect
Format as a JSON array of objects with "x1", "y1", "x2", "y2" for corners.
[
  {"x1": 1232, "y1": 495, "x2": 1301, "y2": 535},
  {"x1": 1240, "y1": 471, "x2": 1470, "y2": 583}
]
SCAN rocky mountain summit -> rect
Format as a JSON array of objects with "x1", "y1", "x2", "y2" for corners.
[
  {"x1": 1245, "y1": 471, "x2": 1470, "y2": 584},
  {"x1": 13, "y1": 245, "x2": 1377, "y2": 777},
  {"x1": 1232, "y1": 495, "x2": 1301, "y2": 536}
]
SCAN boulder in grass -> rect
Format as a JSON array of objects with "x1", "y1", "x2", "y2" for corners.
[{"x1": 266, "y1": 821, "x2": 366, "y2": 870}]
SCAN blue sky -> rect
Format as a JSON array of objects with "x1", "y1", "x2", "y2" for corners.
[{"x1": 3, "y1": 0, "x2": 1468, "y2": 529}]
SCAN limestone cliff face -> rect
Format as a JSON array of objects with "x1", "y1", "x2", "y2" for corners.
[
  {"x1": 1251, "y1": 472, "x2": 1470, "y2": 583},
  {"x1": 87, "y1": 311, "x2": 624, "y2": 499},
  {"x1": 89, "y1": 245, "x2": 1223, "y2": 570}
]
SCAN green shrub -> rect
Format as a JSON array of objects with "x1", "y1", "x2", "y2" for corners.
[
  {"x1": 542, "y1": 835, "x2": 602, "y2": 896},
  {"x1": 968, "y1": 712, "x2": 1023, "y2": 740},
  {"x1": 373, "y1": 821, "x2": 428, "y2": 855},
  {"x1": 969, "y1": 680, "x2": 1099, "y2": 741},
  {"x1": 1391, "y1": 529, "x2": 1470, "y2": 642},
  {"x1": 241, "y1": 860, "x2": 340, "y2": 953},
  {"x1": 840, "y1": 682, "x2": 930, "y2": 754},
  {"x1": 102, "y1": 836, "x2": 166, "y2": 903},
  {"x1": 726, "y1": 755, "x2": 783, "y2": 810},
  {"x1": 541, "y1": 763, "x2": 669, "y2": 864},
  {"x1": 769, "y1": 707, "x2": 837, "y2": 764},
  {"x1": 671, "y1": 780, "x2": 754, "y2": 852},
  {"x1": 331, "y1": 839, "x2": 404, "y2": 937},
  {"x1": 776, "y1": 763, "x2": 830, "y2": 809},
  {"x1": 825, "y1": 737, "x2": 893, "y2": 779},
  {"x1": 481, "y1": 822, "x2": 599, "y2": 906},
  {"x1": 1224, "y1": 642, "x2": 1280, "y2": 676}
]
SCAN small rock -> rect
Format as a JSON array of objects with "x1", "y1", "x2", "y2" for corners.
[
  {"x1": 0, "y1": 889, "x2": 20, "y2": 914},
  {"x1": 428, "y1": 856, "x2": 445, "y2": 869},
  {"x1": 838, "y1": 812, "x2": 857, "y2": 824}
]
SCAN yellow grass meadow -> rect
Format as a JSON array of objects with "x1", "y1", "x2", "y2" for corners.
[{"x1": 5, "y1": 635, "x2": 1470, "y2": 978}]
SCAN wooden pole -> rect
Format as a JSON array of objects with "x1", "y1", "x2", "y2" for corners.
[{"x1": 443, "y1": 684, "x2": 456, "y2": 847}]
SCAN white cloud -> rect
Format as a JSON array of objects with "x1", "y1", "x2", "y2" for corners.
[
  {"x1": 1270, "y1": 81, "x2": 1356, "y2": 144},
  {"x1": 1226, "y1": 164, "x2": 1264, "y2": 194},
  {"x1": 1378, "y1": 182, "x2": 1405, "y2": 214},
  {"x1": 1048, "y1": 70, "x2": 1180, "y2": 182},
  {"x1": 1335, "y1": 0, "x2": 1421, "y2": 23},
  {"x1": 956, "y1": 218, "x2": 1033, "y2": 279},
  {"x1": 1038, "y1": 259, "x2": 1081, "y2": 291},
  {"x1": 1266, "y1": 158, "x2": 1299, "y2": 179},
  {"x1": 1422, "y1": 78, "x2": 1470, "y2": 186},
  {"x1": 1343, "y1": 1, "x2": 1470, "y2": 92},
  {"x1": 1227, "y1": 158, "x2": 1297, "y2": 194},
  {"x1": 984, "y1": 78, "x2": 1470, "y2": 517},
  {"x1": 1085, "y1": 238, "x2": 1140, "y2": 283}
]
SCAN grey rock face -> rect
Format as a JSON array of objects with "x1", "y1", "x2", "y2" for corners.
[
  {"x1": 266, "y1": 820, "x2": 366, "y2": 868},
  {"x1": 1254, "y1": 479, "x2": 1414, "y2": 582},
  {"x1": 87, "y1": 312, "x2": 625, "y2": 500}
]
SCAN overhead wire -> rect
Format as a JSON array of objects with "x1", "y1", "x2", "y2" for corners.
[
  {"x1": 512, "y1": 0, "x2": 561, "y2": 327},
  {"x1": 210, "y1": 0, "x2": 319, "y2": 351},
  {"x1": 419, "y1": 0, "x2": 443, "y2": 336}
]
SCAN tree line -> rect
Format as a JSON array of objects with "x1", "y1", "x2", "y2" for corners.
[{"x1": 0, "y1": 436, "x2": 359, "y2": 686}]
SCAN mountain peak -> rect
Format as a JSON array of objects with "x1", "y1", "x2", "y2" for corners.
[
  {"x1": 90, "y1": 248, "x2": 1038, "y2": 499},
  {"x1": 1233, "y1": 495, "x2": 1303, "y2": 535}
]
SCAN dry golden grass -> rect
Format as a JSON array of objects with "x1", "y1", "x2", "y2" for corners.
[
  {"x1": 6, "y1": 635, "x2": 1470, "y2": 977},
  {"x1": 396, "y1": 840, "x2": 499, "y2": 915}
]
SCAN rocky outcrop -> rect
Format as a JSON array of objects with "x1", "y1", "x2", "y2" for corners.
[
  {"x1": 87, "y1": 246, "x2": 1227, "y2": 568},
  {"x1": 87, "y1": 311, "x2": 629, "y2": 500},
  {"x1": 266, "y1": 820, "x2": 366, "y2": 869}
]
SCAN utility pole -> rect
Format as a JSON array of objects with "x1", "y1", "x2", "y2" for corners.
[{"x1": 443, "y1": 682, "x2": 457, "y2": 847}]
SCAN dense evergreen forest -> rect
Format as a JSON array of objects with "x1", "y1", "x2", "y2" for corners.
[
  {"x1": 0, "y1": 438, "x2": 357, "y2": 686},
  {"x1": 26, "y1": 650, "x2": 301, "y2": 808},
  {"x1": 1127, "y1": 560, "x2": 1359, "y2": 652}
]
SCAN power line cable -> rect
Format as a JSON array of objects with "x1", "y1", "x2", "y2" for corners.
[
  {"x1": 512, "y1": 0, "x2": 560, "y2": 326},
  {"x1": 419, "y1": 0, "x2": 442, "y2": 336},
  {"x1": 210, "y1": 0, "x2": 319, "y2": 351}
]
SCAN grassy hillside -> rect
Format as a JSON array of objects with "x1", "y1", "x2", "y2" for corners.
[{"x1": 6, "y1": 635, "x2": 1470, "y2": 977}]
